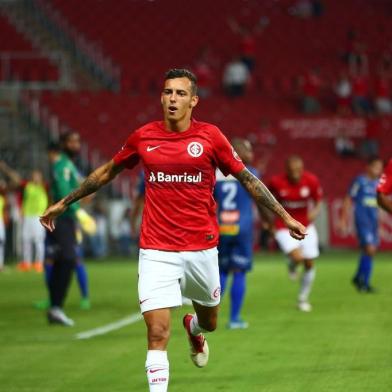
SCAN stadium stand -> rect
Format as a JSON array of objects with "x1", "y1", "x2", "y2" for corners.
[{"x1": 0, "y1": 12, "x2": 59, "y2": 82}]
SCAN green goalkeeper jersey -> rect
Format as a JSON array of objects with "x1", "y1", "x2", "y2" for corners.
[{"x1": 50, "y1": 153, "x2": 81, "y2": 218}]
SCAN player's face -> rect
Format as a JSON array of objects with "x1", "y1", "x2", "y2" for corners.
[
  {"x1": 368, "y1": 160, "x2": 383, "y2": 179},
  {"x1": 286, "y1": 159, "x2": 304, "y2": 183},
  {"x1": 64, "y1": 134, "x2": 81, "y2": 156},
  {"x1": 161, "y1": 78, "x2": 198, "y2": 123}
]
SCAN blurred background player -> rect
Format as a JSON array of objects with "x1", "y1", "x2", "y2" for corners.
[
  {"x1": 44, "y1": 135, "x2": 95, "y2": 325},
  {"x1": 377, "y1": 158, "x2": 392, "y2": 213},
  {"x1": 0, "y1": 162, "x2": 48, "y2": 273},
  {"x1": 268, "y1": 155, "x2": 323, "y2": 312},
  {"x1": 214, "y1": 138, "x2": 258, "y2": 329},
  {"x1": 341, "y1": 157, "x2": 384, "y2": 292}
]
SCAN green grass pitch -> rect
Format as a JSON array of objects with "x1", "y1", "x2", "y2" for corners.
[{"x1": 1, "y1": 250, "x2": 392, "y2": 392}]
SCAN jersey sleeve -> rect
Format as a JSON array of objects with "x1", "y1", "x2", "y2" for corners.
[
  {"x1": 377, "y1": 159, "x2": 392, "y2": 195},
  {"x1": 112, "y1": 130, "x2": 140, "y2": 169},
  {"x1": 212, "y1": 127, "x2": 245, "y2": 176}
]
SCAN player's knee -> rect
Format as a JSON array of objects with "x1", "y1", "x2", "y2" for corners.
[{"x1": 147, "y1": 323, "x2": 170, "y2": 344}]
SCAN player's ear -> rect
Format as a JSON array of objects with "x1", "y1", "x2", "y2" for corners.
[
  {"x1": 160, "y1": 93, "x2": 164, "y2": 106},
  {"x1": 190, "y1": 95, "x2": 199, "y2": 108}
]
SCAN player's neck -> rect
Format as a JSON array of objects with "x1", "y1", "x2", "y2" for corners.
[{"x1": 164, "y1": 117, "x2": 191, "y2": 133}]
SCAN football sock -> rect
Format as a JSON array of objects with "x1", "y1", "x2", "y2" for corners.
[
  {"x1": 219, "y1": 271, "x2": 228, "y2": 296},
  {"x1": 190, "y1": 314, "x2": 207, "y2": 336},
  {"x1": 230, "y1": 271, "x2": 246, "y2": 322},
  {"x1": 355, "y1": 253, "x2": 367, "y2": 282},
  {"x1": 75, "y1": 262, "x2": 89, "y2": 298},
  {"x1": 145, "y1": 350, "x2": 169, "y2": 392},
  {"x1": 361, "y1": 254, "x2": 373, "y2": 287},
  {"x1": 299, "y1": 268, "x2": 316, "y2": 302},
  {"x1": 44, "y1": 262, "x2": 53, "y2": 287}
]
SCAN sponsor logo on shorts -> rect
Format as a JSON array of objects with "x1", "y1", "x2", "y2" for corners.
[
  {"x1": 139, "y1": 299, "x2": 149, "y2": 305},
  {"x1": 187, "y1": 142, "x2": 203, "y2": 157},
  {"x1": 212, "y1": 287, "x2": 221, "y2": 299},
  {"x1": 148, "y1": 171, "x2": 202, "y2": 183}
]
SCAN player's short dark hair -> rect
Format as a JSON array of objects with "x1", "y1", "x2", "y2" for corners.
[
  {"x1": 165, "y1": 68, "x2": 198, "y2": 96},
  {"x1": 367, "y1": 156, "x2": 382, "y2": 165},
  {"x1": 60, "y1": 131, "x2": 80, "y2": 145}
]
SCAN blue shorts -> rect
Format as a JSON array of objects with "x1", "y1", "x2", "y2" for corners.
[
  {"x1": 218, "y1": 233, "x2": 253, "y2": 272},
  {"x1": 355, "y1": 219, "x2": 379, "y2": 247}
]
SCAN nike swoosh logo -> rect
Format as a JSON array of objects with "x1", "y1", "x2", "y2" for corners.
[
  {"x1": 139, "y1": 299, "x2": 149, "y2": 304},
  {"x1": 147, "y1": 145, "x2": 160, "y2": 152},
  {"x1": 148, "y1": 368, "x2": 165, "y2": 374}
]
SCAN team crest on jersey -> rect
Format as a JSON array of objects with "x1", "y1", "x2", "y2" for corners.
[
  {"x1": 300, "y1": 186, "x2": 310, "y2": 197},
  {"x1": 187, "y1": 142, "x2": 203, "y2": 157},
  {"x1": 232, "y1": 147, "x2": 242, "y2": 162}
]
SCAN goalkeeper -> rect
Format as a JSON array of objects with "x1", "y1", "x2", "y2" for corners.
[{"x1": 44, "y1": 134, "x2": 96, "y2": 326}]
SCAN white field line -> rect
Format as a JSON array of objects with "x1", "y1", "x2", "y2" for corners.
[{"x1": 75, "y1": 312, "x2": 143, "y2": 340}]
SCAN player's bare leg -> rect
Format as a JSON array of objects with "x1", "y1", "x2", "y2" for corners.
[
  {"x1": 183, "y1": 302, "x2": 219, "y2": 368},
  {"x1": 287, "y1": 248, "x2": 303, "y2": 281},
  {"x1": 143, "y1": 309, "x2": 171, "y2": 392}
]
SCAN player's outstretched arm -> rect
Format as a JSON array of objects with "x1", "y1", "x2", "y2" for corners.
[
  {"x1": 234, "y1": 168, "x2": 307, "y2": 240},
  {"x1": 377, "y1": 192, "x2": 392, "y2": 214},
  {"x1": 40, "y1": 160, "x2": 123, "y2": 232}
]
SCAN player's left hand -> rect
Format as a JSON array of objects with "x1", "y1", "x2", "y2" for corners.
[
  {"x1": 39, "y1": 201, "x2": 67, "y2": 232},
  {"x1": 286, "y1": 217, "x2": 307, "y2": 240}
]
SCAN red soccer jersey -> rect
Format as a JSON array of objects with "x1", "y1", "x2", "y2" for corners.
[
  {"x1": 377, "y1": 159, "x2": 392, "y2": 195},
  {"x1": 268, "y1": 171, "x2": 323, "y2": 229},
  {"x1": 112, "y1": 119, "x2": 245, "y2": 251}
]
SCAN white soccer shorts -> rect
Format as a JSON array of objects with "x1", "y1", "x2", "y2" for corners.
[
  {"x1": 275, "y1": 223, "x2": 319, "y2": 260},
  {"x1": 138, "y1": 247, "x2": 221, "y2": 313}
]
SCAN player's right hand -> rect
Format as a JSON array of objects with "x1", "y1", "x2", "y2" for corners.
[
  {"x1": 286, "y1": 217, "x2": 307, "y2": 240},
  {"x1": 39, "y1": 201, "x2": 67, "y2": 232}
]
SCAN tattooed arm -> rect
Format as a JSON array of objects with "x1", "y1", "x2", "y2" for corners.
[
  {"x1": 234, "y1": 168, "x2": 307, "y2": 240},
  {"x1": 40, "y1": 160, "x2": 123, "y2": 231}
]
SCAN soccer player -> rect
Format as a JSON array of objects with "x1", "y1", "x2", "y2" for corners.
[
  {"x1": 214, "y1": 138, "x2": 258, "y2": 329},
  {"x1": 268, "y1": 155, "x2": 323, "y2": 312},
  {"x1": 377, "y1": 158, "x2": 392, "y2": 213},
  {"x1": 44, "y1": 136, "x2": 95, "y2": 325},
  {"x1": 0, "y1": 162, "x2": 48, "y2": 273},
  {"x1": 40, "y1": 69, "x2": 306, "y2": 392},
  {"x1": 341, "y1": 157, "x2": 384, "y2": 292}
]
